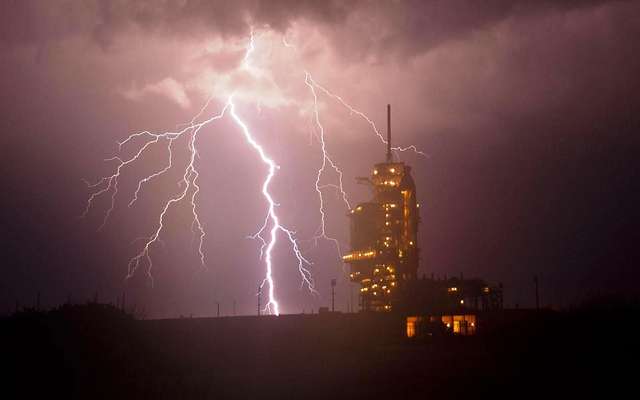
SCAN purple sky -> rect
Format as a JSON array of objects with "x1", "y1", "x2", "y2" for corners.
[{"x1": 1, "y1": 0, "x2": 639, "y2": 317}]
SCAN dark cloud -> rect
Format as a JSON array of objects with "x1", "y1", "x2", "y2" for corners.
[
  {"x1": 314, "y1": 0, "x2": 614, "y2": 62},
  {"x1": 0, "y1": 0, "x2": 359, "y2": 48}
]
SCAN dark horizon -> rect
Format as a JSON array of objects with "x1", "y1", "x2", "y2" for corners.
[{"x1": 2, "y1": 0, "x2": 639, "y2": 318}]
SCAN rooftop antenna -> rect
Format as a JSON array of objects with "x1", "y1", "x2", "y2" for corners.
[{"x1": 386, "y1": 104, "x2": 392, "y2": 162}]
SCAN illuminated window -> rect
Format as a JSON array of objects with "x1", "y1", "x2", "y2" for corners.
[
  {"x1": 442, "y1": 315, "x2": 477, "y2": 336},
  {"x1": 406, "y1": 317, "x2": 418, "y2": 338}
]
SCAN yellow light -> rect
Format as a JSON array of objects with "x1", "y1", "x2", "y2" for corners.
[
  {"x1": 448, "y1": 287, "x2": 458, "y2": 292},
  {"x1": 373, "y1": 169, "x2": 378, "y2": 175},
  {"x1": 406, "y1": 317, "x2": 417, "y2": 338},
  {"x1": 356, "y1": 206, "x2": 363, "y2": 211},
  {"x1": 446, "y1": 323, "x2": 451, "y2": 328},
  {"x1": 409, "y1": 241, "x2": 414, "y2": 246},
  {"x1": 390, "y1": 204, "x2": 397, "y2": 208},
  {"x1": 385, "y1": 222, "x2": 390, "y2": 226},
  {"x1": 460, "y1": 299, "x2": 464, "y2": 305},
  {"x1": 389, "y1": 168, "x2": 396, "y2": 173},
  {"x1": 391, "y1": 282, "x2": 396, "y2": 287},
  {"x1": 416, "y1": 203, "x2": 420, "y2": 208}
]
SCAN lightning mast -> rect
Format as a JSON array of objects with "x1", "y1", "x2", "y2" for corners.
[{"x1": 387, "y1": 104, "x2": 392, "y2": 162}]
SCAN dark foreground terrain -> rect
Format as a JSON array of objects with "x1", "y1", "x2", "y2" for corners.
[{"x1": 3, "y1": 298, "x2": 638, "y2": 399}]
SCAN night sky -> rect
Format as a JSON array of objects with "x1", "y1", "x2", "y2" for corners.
[{"x1": 1, "y1": 0, "x2": 639, "y2": 317}]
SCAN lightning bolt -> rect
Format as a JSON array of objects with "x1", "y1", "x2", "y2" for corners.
[
  {"x1": 282, "y1": 35, "x2": 426, "y2": 159},
  {"x1": 83, "y1": 31, "x2": 314, "y2": 315},
  {"x1": 304, "y1": 72, "x2": 350, "y2": 262}
]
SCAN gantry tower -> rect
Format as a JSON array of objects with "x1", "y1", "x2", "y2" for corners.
[{"x1": 343, "y1": 105, "x2": 420, "y2": 311}]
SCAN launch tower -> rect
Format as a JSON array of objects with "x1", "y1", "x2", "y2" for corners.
[{"x1": 343, "y1": 105, "x2": 420, "y2": 312}]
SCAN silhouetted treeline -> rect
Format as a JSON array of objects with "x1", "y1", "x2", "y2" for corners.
[{"x1": 2, "y1": 297, "x2": 638, "y2": 399}]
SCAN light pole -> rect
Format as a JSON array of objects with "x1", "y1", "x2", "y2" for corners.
[{"x1": 331, "y1": 279, "x2": 337, "y2": 312}]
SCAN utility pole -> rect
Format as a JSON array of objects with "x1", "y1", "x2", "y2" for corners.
[
  {"x1": 257, "y1": 285, "x2": 262, "y2": 316},
  {"x1": 331, "y1": 279, "x2": 337, "y2": 312},
  {"x1": 349, "y1": 284, "x2": 353, "y2": 313},
  {"x1": 534, "y1": 275, "x2": 540, "y2": 310}
]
